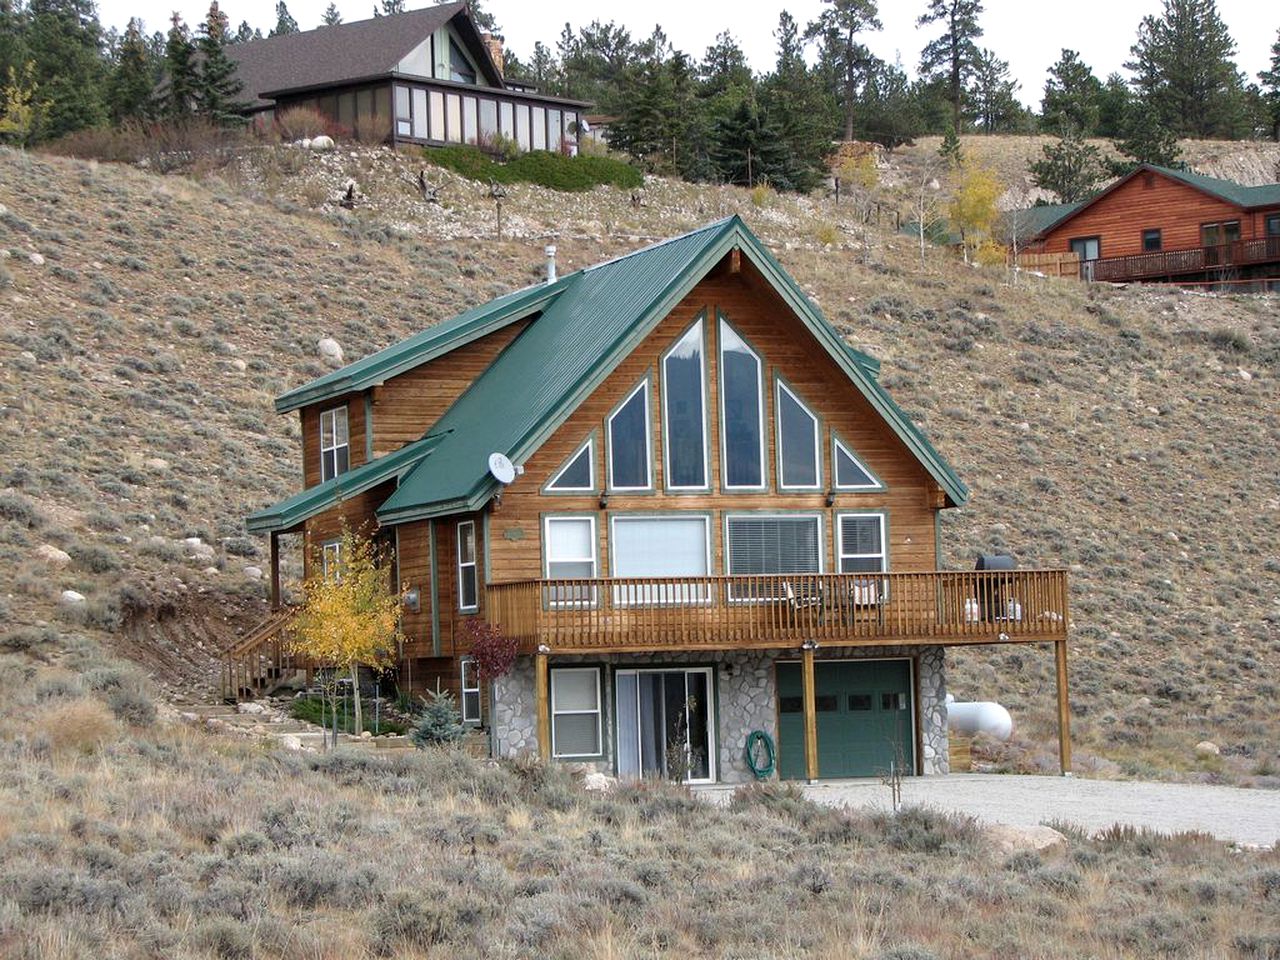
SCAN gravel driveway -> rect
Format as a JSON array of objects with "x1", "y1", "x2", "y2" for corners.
[{"x1": 700, "y1": 774, "x2": 1280, "y2": 847}]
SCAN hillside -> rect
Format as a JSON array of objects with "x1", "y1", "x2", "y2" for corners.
[{"x1": 1, "y1": 141, "x2": 1278, "y2": 788}]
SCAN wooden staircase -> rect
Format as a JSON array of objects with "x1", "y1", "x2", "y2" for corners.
[{"x1": 222, "y1": 607, "x2": 302, "y2": 702}]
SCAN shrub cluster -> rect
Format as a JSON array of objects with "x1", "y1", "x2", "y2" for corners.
[{"x1": 423, "y1": 145, "x2": 643, "y2": 192}]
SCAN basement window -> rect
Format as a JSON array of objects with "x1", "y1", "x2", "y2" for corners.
[
  {"x1": 460, "y1": 658, "x2": 481, "y2": 724},
  {"x1": 550, "y1": 667, "x2": 602, "y2": 758},
  {"x1": 1142, "y1": 229, "x2": 1162, "y2": 252},
  {"x1": 319, "y1": 406, "x2": 349, "y2": 482}
]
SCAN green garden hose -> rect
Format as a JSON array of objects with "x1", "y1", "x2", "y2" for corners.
[{"x1": 745, "y1": 729, "x2": 776, "y2": 780}]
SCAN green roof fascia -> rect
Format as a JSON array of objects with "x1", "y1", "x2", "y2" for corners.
[
  {"x1": 843, "y1": 343, "x2": 881, "y2": 379},
  {"x1": 1149, "y1": 165, "x2": 1280, "y2": 208},
  {"x1": 245, "y1": 434, "x2": 441, "y2": 533},
  {"x1": 1008, "y1": 202, "x2": 1083, "y2": 240},
  {"x1": 376, "y1": 218, "x2": 743, "y2": 524},
  {"x1": 272, "y1": 278, "x2": 570, "y2": 414}
]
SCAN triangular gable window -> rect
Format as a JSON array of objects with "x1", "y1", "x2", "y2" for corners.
[
  {"x1": 546, "y1": 438, "x2": 595, "y2": 493},
  {"x1": 833, "y1": 436, "x2": 883, "y2": 491}
]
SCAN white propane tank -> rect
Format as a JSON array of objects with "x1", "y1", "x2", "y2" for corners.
[{"x1": 945, "y1": 694, "x2": 1014, "y2": 741}]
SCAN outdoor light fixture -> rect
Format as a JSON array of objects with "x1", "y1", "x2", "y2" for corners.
[
  {"x1": 403, "y1": 588, "x2": 421, "y2": 613},
  {"x1": 825, "y1": 490, "x2": 837, "y2": 507},
  {"x1": 599, "y1": 494, "x2": 609, "y2": 510}
]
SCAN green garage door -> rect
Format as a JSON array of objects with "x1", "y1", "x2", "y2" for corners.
[{"x1": 777, "y1": 660, "x2": 915, "y2": 779}]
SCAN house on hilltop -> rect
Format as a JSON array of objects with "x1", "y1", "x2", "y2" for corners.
[
  {"x1": 243, "y1": 217, "x2": 1072, "y2": 783},
  {"x1": 226, "y1": 2, "x2": 589, "y2": 152},
  {"x1": 1015, "y1": 163, "x2": 1280, "y2": 285}
]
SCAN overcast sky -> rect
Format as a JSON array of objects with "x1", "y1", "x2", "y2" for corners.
[{"x1": 97, "y1": 0, "x2": 1276, "y2": 110}]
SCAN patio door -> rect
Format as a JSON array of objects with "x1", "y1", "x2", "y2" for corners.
[
  {"x1": 615, "y1": 668, "x2": 715, "y2": 783},
  {"x1": 1069, "y1": 236, "x2": 1101, "y2": 280}
]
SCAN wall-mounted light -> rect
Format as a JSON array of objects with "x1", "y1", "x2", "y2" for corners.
[
  {"x1": 825, "y1": 490, "x2": 837, "y2": 507},
  {"x1": 403, "y1": 587, "x2": 421, "y2": 613},
  {"x1": 599, "y1": 494, "x2": 609, "y2": 510}
]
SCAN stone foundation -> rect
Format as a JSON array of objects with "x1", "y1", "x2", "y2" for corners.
[{"x1": 490, "y1": 645, "x2": 948, "y2": 782}]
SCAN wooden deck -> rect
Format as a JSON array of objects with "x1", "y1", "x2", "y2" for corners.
[
  {"x1": 1089, "y1": 236, "x2": 1280, "y2": 282},
  {"x1": 486, "y1": 569, "x2": 1068, "y2": 654}
]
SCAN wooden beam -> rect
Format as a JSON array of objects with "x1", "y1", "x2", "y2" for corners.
[
  {"x1": 269, "y1": 532, "x2": 281, "y2": 610},
  {"x1": 802, "y1": 644, "x2": 818, "y2": 782},
  {"x1": 1055, "y1": 639, "x2": 1072, "y2": 775},
  {"x1": 535, "y1": 651, "x2": 551, "y2": 763}
]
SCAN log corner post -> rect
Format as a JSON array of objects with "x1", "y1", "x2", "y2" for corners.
[
  {"x1": 802, "y1": 642, "x2": 819, "y2": 783},
  {"x1": 1055, "y1": 638, "x2": 1072, "y2": 776},
  {"x1": 535, "y1": 647, "x2": 551, "y2": 763},
  {"x1": 269, "y1": 531, "x2": 281, "y2": 610}
]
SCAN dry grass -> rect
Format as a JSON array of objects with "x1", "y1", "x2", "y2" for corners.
[{"x1": 31, "y1": 699, "x2": 117, "y2": 756}]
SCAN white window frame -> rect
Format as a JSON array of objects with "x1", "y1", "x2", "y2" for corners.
[
  {"x1": 456, "y1": 519, "x2": 478, "y2": 613},
  {"x1": 543, "y1": 515, "x2": 598, "y2": 608},
  {"x1": 460, "y1": 658, "x2": 481, "y2": 724},
  {"x1": 608, "y1": 514, "x2": 712, "y2": 606},
  {"x1": 321, "y1": 539, "x2": 342, "y2": 579},
  {"x1": 550, "y1": 666, "x2": 603, "y2": 759},
  {"x1": 614, "y1": 666, "x2": 717, "y2": 783},
  {"x1": 836, "y1": 512, "x2": 887, "y2": 573},
  {"x1": 319, "y1": 405, "x2": 350, "y2": 483},
  {"x1": 545, "y1": 437, "x2": 595, "y2": 493},
  {"x1": 606, "y1": 379, "x2": 653, "y2": 492},
  {"x1": 724, "y1": 513, "x2": 823, "y2": 602},
  {"x1": 832, "y1": 436, "x2": 884, "y2": 491},
  {"x1": 775, "y1": 379, "x2": 821, "y2": 491},
  {"x1": 661, "y1": 318, "x2": 709, "y2": 491},
  {"x1": 718, "y1": 316, "x2": 767, "y2": 491}
]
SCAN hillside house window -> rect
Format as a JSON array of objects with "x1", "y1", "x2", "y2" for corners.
[
  {"x1": 457, "y1": 520, "x2": 478, "y2": 612},
  {"x1": 550, "y1": 667, "x2": 602, "y2": 758},
  {"x1": 608, "y1": 380, "x2": 652, "y2": 491},
  {"x1": 319, "y1": 406, "x2": 349, "y2": 482},
  {"x1": 726, "y1": 515, "x2": 821, "y2": 600},
  {"x1": 546, "y1": 439, "x2": 594, "y2": 493},
  {"x1": 837, "y1": 514, "x2": 886, "y2": 573},
  {"x1": 1266, "y1": 214, "x2": 1280, "y2": 237},
  {"x1": 719, "y1": 319, "x2": 765, "y2": 489},
  {"x1": 662, "y1": 320, "x2": 708, "y2": 490},
  {"x1": 321, "y1": 540, "x2": 342, "y2": 579},
  {"x1": 460, "y1": 658, "x2": 481, "y2": 723},
  {"x1": 833, "y1": 437, "x2": 882, "y2": 490},
  {"x1": 610, "y1": 515, "x2": 710, "y2": 605},
  {"x1": 544, "y1": 516, "x2": 597, "y2": 606},
  {"x1": 776, "y1": 380, "x2": 820, "y2": 489},
  {"x1": 449, "y1": 37, "x2": 477, "y2": 84},
  {"x1": 1201, "y1": 220, "x2": 1240, "y2": 247},
  {"x1": 1142, "y1": 229, "x2": 1162, "y2": 252},
  {"x1": 394, "y1": 85, "x2": 411, "y2": 137},
  {"x1": 532, "y1": 107, "x2": 547, "y2": 149}
]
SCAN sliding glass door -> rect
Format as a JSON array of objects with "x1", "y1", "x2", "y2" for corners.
[{"x1": 615, "y1": 668, "x2": 714, "y2": 783}]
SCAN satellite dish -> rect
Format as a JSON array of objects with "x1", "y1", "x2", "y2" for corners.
[{"x1": 488, "y1": 452, "x2": 516, "y2": 485}]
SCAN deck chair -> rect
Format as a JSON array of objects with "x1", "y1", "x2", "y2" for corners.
[{"x1": 783, "y1": 581, "x2": 823, "y2": 621}]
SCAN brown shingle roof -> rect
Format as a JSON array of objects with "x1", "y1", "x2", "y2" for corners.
[{"x1": 228, "y1": 2, "x2": 467, "y2": 110}]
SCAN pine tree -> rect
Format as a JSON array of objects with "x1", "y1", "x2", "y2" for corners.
[
  {"x1": 1028, "y1": 126, "x2": 1105, "y2": 202},
  {"x1": 26, "y1": 0, "x2": 108, "y2": 140},
  {"x1": 232, "y1": 20, "x2": 259, "y2": 43},
  {"x1": 164, "y1": 12, "x2": 198, "y2": 120},
  {"x1": 917, "y1": 0, "x2": 984, "y2": 133},
  {"x1": 1111, "y1": 100, "x2": 1182, "y2": 171},
  {"x1": 270, "y1": 1, "x2": 298, "y2": 36},
  {"x1": 1096, "y1": 72, "x2": 1131, "y2": 138},
  {"x1": 804, "y1": 0, "x2": 880, "y2": 142},
  {"x1": 1125, "y1": 0, "x2": 1245, "y2": 139},
  {"x1": 938, "y1": 122, "x2": 962, "y2": 167},
  {"x1": 373, "y1": 0, "x2": 403, "y2": 16},
  {"x1": 321, "y1": 3, "x2": 342, "y2": 26},
  {"x1": 710, "y1": 95, "x2": 793, "y2": 188},
  {"x1": 0, "y1": 62, "x2": 38, "y2": 146},
  {"x1": 856, "y1": 58, "x2": 923, "y2": 148},
  {"x1": 107, "y1": 17, "x2": 155, "y2": 124},
  {"x1": 1041, "y1": 49, "x2": 1102, "y2": 136},
  {"x1": 763, "y1": 11, "x2": 834, "y2": 188},
  {"x1": 196, "y1": 1, "x2": 245, "y2": 125},
  {"x1": 1259, "y1": 27, "x2": 1280, "y2": 140},
  {"x1": 969, "y1": 47, "x2": 1020, "y2": 133},
  {"x1": 0, "y1": 0, "x2": 28, "y2": 85}
]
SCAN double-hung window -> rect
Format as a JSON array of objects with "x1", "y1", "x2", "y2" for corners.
[
  {"x1": 608, "y1": 380, "x2": 652, "y2": 491},
  {"x1": 775, "y1": 381, "x2": 820, "y2": 489},
  {"x1": 457, "y1": 520, "x2": 478, "y2": 612},
  {"x1": 725, "y1": 515, "x2": 821, "y2": 600},
  {"x1": 610, "y1": 515, "x2": 710, "y2": 605},
  {"x1": 838, "y1": 513, "x2": 887, "y2": 605},
  {"x1": 460, "y1": 659, "x2": 481, "y2": 724},
  {"x1": 1266, "y1": 214, "x2": 1280, "y2": 238},
  {"x1": 321, "y1": 540, "x2": 343, "y2": 579},
  {"x1": 544, "y1": 516, "x2": 597, "y2": 607},
  {"x1": 1142, "y1": 228, "x2": 1162, "y2": 252},
  {"x1": 662, "y1": 319, "x2": 708, "y2": 490},
  {"x1": 719, "y1": 318, "x2": 765, "y2": 489},
  {"x1": 550, "y1": 667, "x2": 602, "y2": 758},
  {"x1": 319, "y1": 406, "x2": 350, "y2": 482}
]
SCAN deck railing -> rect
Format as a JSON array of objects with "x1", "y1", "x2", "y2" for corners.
[
  {"x1": 1089, "y1": 236, "x2": 1280, "y2": 282},
  {"x1": 486, "y1": 569, "x2": 1068, "y2": 653}
]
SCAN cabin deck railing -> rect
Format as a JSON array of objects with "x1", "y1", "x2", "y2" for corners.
[
  {"x1": 1088, "y1": 236, "x2": 1280, "y2": 282},
  {"x1": 485, "y1": 570, "x2": 1068, "y2": 653}
]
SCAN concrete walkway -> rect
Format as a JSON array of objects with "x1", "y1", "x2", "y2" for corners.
[{"x1": 700, "y1": 774, "x2": 1280, "y2": 847}]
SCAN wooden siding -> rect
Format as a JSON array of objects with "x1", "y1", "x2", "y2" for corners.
[
  {"x1": 1039, "y1": 171, "x2": 1255, "y2": 257},
  {"x1": 300, "y1": 392, "x2": 367, "y2": 489},
  {"x1": 370, "y1": 320, "x2": 531, "y2": 457},
  {"x1": 300, "y1": 479, "x2": 393, "y2": 580},
  {"x1": 485, "y1": 266, "x2": 941, "y2": 587}
]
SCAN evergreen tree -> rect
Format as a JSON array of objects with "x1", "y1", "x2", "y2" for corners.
[
  {"x1": 938, "y1": 122, "x2": 961, "y2": 167},
  {"x1": 558, "y1": 20, "x2": 636, "y2": 108},
  {"x1": 0, "y1": 0, "x2": 29, "y2": 85},
  {"x1": 270, "y1": 1, "x2": 298, "y2": 36},
  {"x1": 698, "y1": 30, "x2": 753, "y2": 136},
  {"x1": 855, "y1": 58, "x2": 923, "y2": 148},
  {"x1": 804, "y1": 0, "x2": 880, "y2": 141},
  {"x1": 969, "y1": 47, "x2": 1019, "y2": 133},
  {"x1": 1125, "y1": 0, "x2": 1245, "y2": 139},
  {"x1": 1096, "y1": 72, "x2": 1131, "y2": 138},
  {"x1": 1041, "y1": 49, "x2": 1101, "y2": 136},
  {"x1": 762, "y1": 11, "x2": 833, "y2": 186},
  {"x1": 107, "y1": 17, "x2": 155, "y2": 124},
  {"x1": 232, "y1": 20, "x2": 260, "y2": 43},
  {"x1": 375, "y1": 0, "x2": 403, "y2": 15},
  {"x1": 917, "y1": 0, "x2": 983, "y2": 133},
  {"x1": 1029, "y1": 126, "x2": 1105, "y2": 201},
  {"x1": 466, "y1": 0, "x2": 499, "y2": 33},
  {"x1": 1259, "y1": 27, "x2": 1280, "y2": 140},
  {"x1": 196, "y1": 1, "x2": 245, "y2": 125},
  {"x1": 321, "y1": 3, "x2": 342, "y2": 26},
  {"x1": 711, "y1": 95, "x2": 792, "y2": 188},
  {"x1": 27, "y1": 0, "x2": 108, "y2": 140},
  {"x1": 164, "y1": 12, "x2": 198, "y2": 120},
  {"x1": 1110, "y1": 100, "x2": 1182, "y2": 171}
]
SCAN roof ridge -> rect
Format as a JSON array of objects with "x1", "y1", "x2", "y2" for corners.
[
  {"x1": 235, "y1": 1, "x2": 465, "y2": 50},
  {"x1": 580, "y1": 217, "x2": 739, "y2": 275}
]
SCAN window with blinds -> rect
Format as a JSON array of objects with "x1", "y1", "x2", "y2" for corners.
[
  {"x1": 725, "y1": 515, "x2": 821, "y2": 600},
  {"x1": 543, "y1": 516, "x2": 597, "y2": 606}
]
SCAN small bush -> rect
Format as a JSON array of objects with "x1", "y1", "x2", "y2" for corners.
[
  {"x1": 274, "y1": 105, "x2": 337, "y2": 141},
  {"x1": 0, "y1": 492, "x2": 41, "y2": 528},
  {"x1": 106, "y1": 686, "x2": 156, "y2": 726},
  {"x1": 423, "y1": 144, "x2": 642, "y2": 192},
  {"x1": 68, "y1": 542, "x2": 121, "y2": 573},
  {"x1": 410, "y1": 690, "x2": 465, "y2": 747},
  {"x1": 371, "y1": 889, "x2": 460, "y2": 954},
  {"x1": 34, "y1": 698, "x2": 118, "y2": 754}
]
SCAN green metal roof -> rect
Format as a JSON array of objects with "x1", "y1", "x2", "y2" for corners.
[
  {"x1": 1151, "y1": 165, "x2": 1280, "y2": 209},
  {"x1": 273, "y1": 279, "x2": 570, "y2": 414},
  {"x1": 373, "y1": 216, "x2": 968, "y2": 524},
  {"x1": 245, "y1": 433, "x2": 442, "y2": 533},
  {"x1": 1006, "y1": 202, "x2": 1082, "y2": 240}
]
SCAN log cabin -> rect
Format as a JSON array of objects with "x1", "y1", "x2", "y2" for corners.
[
  {"x1": 226, "y1": 2, "x2": 590, "y2": 152},
  {"x1": 243, "y1": 217, "x2": 1073, "y2": 782},
  {"x1": 1016, "y1": 163, "x2": 1280, "y2": 285}
]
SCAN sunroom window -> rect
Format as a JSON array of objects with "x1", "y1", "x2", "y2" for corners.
[
  {"x1": 833, "y1": 437, "x2": 882, "y2": 490},
  {"x1": 662, "y1": 320, "x2": 707, "y2": 489},
  {"x1": 719, "y1": 318, "x2": 764, "y2": 489},
  {"x1": 319, "y1": 406, "x2": 349, "y2": 482},
  {"x1": 608, "y1": 381, "x2": 652, "y2": 491},
  {"x1": 776, "y1": 381, "x2": 820, "y2": 489}
]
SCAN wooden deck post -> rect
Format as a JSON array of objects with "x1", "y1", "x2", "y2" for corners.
[
  {"x1": 269, "y1": 532, "x2": 281, "y2": 610},
  {"x1": 1055, "y1": 639, "x2": 1072, "y2": 775},
  {"x1": 802, "y1": 643, "x2": 819, "y2": 782},
  {"x1": 535, "y1": 649, "x2": 551, "y2": 763}
]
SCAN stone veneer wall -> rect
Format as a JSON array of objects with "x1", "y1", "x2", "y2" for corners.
[{"x1": 490, "y1": 645, "x2": 948, "y2": 782}]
